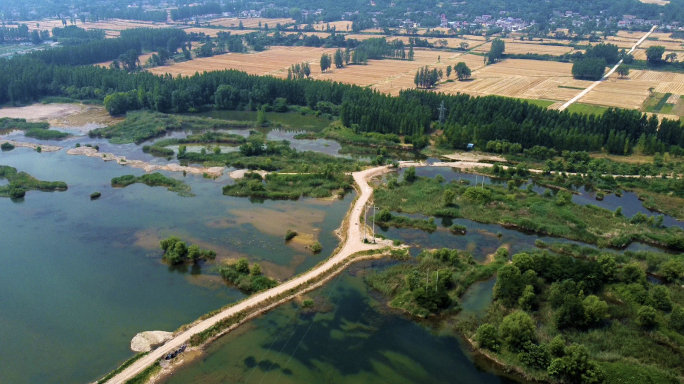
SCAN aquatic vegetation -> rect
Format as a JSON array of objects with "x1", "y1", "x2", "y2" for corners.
[
  {"x1": 219, "y1": 258, "x2": 277, "y2": 293},
  {"x1": 371, "y1": 210, "x2": 438, "y2": 232},
  {"x1": 0, "y1": 117, "x2": 68, "y2": 139},
  {"x1": 160, "y1": 236, "x2": 217, "y2": 265},
  {"x1": 90, "y1": 192, "x2": 101, "y2": 199},
  {"x1": 223, "y1": 172, "x2": 352, "y2": 200},
  {"x1": 111, "y1": 173, "x2": 193, "y2": 197},
  {"x1": 0, "y1": 165, "x2": 68, "y2": 198},
  {"x1": 89, "y1": 111, "x2": 253, "y2": 144},
  {"x1": 373, "y1": 174, "x2": 684, "y2": 251}
]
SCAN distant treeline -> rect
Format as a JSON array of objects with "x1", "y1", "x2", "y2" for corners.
[{"x1": 171, "y1": 3, "x2": 222, "y2": 21}]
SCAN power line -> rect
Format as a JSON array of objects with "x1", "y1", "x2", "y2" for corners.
[
  {"x1": 272, "y1": 271, "x2": 346, "y2": 384},
  {"x1": 243, "y1": 303, "x2": 300, "y2": 383}
]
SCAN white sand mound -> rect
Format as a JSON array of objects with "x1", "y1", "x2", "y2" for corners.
[{"x1": 130, "y1": 331, "x2": 173, "y2": 352}]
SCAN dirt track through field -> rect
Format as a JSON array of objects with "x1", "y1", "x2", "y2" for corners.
[{"x1": 558, "y1": 26, "x2": 657, "y2": 111}]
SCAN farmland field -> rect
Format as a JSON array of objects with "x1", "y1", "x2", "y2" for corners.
[
  {"x1": 208, "y1": 17, "x2": 294, "y2": 29},
  {"x1": 147, "y1": 46, "x2": 338, "y2": 77},
  {"x1": 312, "y1": 20, "x2": 353, "y2": 31},
  {"x1": 473, "y1": 41, "x2": 576, "y2": 55}
]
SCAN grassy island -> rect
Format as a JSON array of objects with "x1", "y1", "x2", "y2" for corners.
[
  {"x1": 0, "y1": 165, "x2": 68, "y2": 198},
  {"x1": 0, "y1": 118, "x2": 68, "y2": 139},
  {"x1": 111, "y1": 173, "x2": 193, "y2": 197}
]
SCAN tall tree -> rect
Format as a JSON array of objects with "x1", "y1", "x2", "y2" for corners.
[
  {"x1": 487, "y1": 38, "x2": 505, "y2": 64},
  {"x1": 320, "y1": 53, "x2": 331, "y2": 72},
  {"x1": 334, "y1": 48, "x2": 344, "y2": 68},
  {"x1": 454, "y1": 62, "x2": 471, "y2": 81}
]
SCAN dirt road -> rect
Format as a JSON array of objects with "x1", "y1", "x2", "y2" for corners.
[
  {"x1": 558, "y1": 25, "x2": 657, "y2": 111},
  {"x1": 104, "y1": 165, "x2": 392, "y2": 384}
]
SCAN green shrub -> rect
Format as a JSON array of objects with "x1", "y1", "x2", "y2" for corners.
[
  {"x1": 499, "y1": 311, "x2": 536, "y2": 351},
  {"x1": 302, "y1": 299, "x2": 314, "y2": 308},
  {"x1": 310, "y1": 241, "x2": 322, "y2": 253},
  {"x1": 476, "y1": 323, "x2": 500, "y2": 352},
  {"x1": 285, "y1": 229, "x2": 298, "y2": 241},
  {"x1": 449, "y1": 224, "x2": 466, "y2": 234},
  {"x1": 637, "y1": 305, "x2": 658, "y2": 329},
  {"x1": 90, "y1": 192, "x2": 101, "y2": 199},
  {"x1": 0, "y1": 142, "x2": 14, "y2": 150}
]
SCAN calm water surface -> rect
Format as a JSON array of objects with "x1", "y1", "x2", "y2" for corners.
[
  {"x1": 161, "y1": 269, "x2": 525, "y2": 384},
  {"x1": 0, "y1": 143, "x2": 349, "y2": 384}
]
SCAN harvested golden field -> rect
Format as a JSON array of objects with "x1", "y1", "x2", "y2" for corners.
[
  {"x1": 181, "y1": 27, "x2": 259, "y2": 37},
  {"x1": 147, "y1": 46, "x2": 337, "y2": 77},
  {"x1": 581, "y1": 77, "x2": 656, "y2": 109},
  {"x1": 631, "y1": 48, "x2": 680, "y2": 60},
  {"x1": 627, "y1": 70, "x2": 684, "y2": 95},
  {"x1": 313, "y1": 21, "x2": 353, "y2": 31},
  {"x1": 473, "y1": 41, "x2": 575, "y2": 55},
  {"x1": 313, "y1": 49, "x2": 446, "y2": 89},
  {"x1": 209, "y1": 17, "x2": 294, "y2": 29},
  {"x1": 639, "y1": 39, "x2": 684, "y2": 51},
  {"x1": 436, "y1": 59, "x2": 594, "y2": 102}
]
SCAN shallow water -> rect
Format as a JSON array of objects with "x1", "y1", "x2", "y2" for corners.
[
  {"x1": 0, "y1": 146, "x2": 350, "y2": 384},
  {"x1": 460, "y1": 276, "x2": 497, "y2": 316},
  {"x1": 160, "y1": 269, "x2": 526, "y2": 384}
]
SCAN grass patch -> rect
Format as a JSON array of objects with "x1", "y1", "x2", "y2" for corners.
[
  {"x1": 96, "y1": 352, "x2": 148, "y2": 384},
  {"x1": 179, "y1": 131, "x2": 363, "y2": 174},
  {"x1": 0, "y1": 117, "x2": 68, "y2": 139},
  {"x1": 111, "y1": 173, "x2": 193, "y2": 197},
  {"x1": 193, "y1": 110, "x2": 332, "y2": 131},
  {"x1": 0, "y1": 165, "x2": 68, "y2": 199},
  {"x1": 558, "y1": 85, "x2": 586, "y2": 90},
  {"x1": 565, "y1": 103, "x2": 608, "y2": 115},
  {"x1": 89, "y1": 111, "x2": 254, "y2": 144},
  {"x1": 514, "y1": 98, "x2": 555, "y2": 108},
  {"x1": 123, "y1": 361, "x2": 161, "y2": 384},
  {"x1": 223, "y1": 172, "x2": 352, "y2": 200},
  {"x1": 297, "y1": 123, "x2": 406, "y2": 149}
]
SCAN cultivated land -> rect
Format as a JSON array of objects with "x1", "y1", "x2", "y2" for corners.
[
  {"x1": 208, "y1": 17, "x2": 295, "y2": 28},
  {"x1": 147, "y1": 46, "x2": 338, "y2": 77}
]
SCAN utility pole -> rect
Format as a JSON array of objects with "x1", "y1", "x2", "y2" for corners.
[
  {"x1": 372, "y1": 205, "x2": 377, "y2": 243},
  {"x1": 363, "y1": 203, "x2": 367, "y2": 242},
  {"x1": 438, "y1": 101, "x2": 446, "y2": 125},
  {"x1": 426, "y1": 269, "x2": 430, "y2": 292}
]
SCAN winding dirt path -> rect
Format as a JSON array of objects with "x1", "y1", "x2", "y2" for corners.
[{"x1": 104, "y1": 165, "x2": 393, "y2": 384}]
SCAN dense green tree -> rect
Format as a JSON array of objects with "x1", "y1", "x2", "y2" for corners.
[
  {"x1": 646, "y1": 45, "x2": 666, "y2": 63},
  {"x1": 494, "y1": 264, "x2": 524, "y2": 307},
  {"x1": 476, "y1": 323, "x2": 500, "y2": 352},
  {"x1": 616, "y1": 64, "x2": 629, "y2": 78},
  {"x1": 487, "y1": 38, "x2": 505, "y2": 63},
  {"x1": 499, "y1": 311, "x2": 536, "y2": 351},
  {"x1": 454, "y1": 62, "x2": 471, "y2": 81}
]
